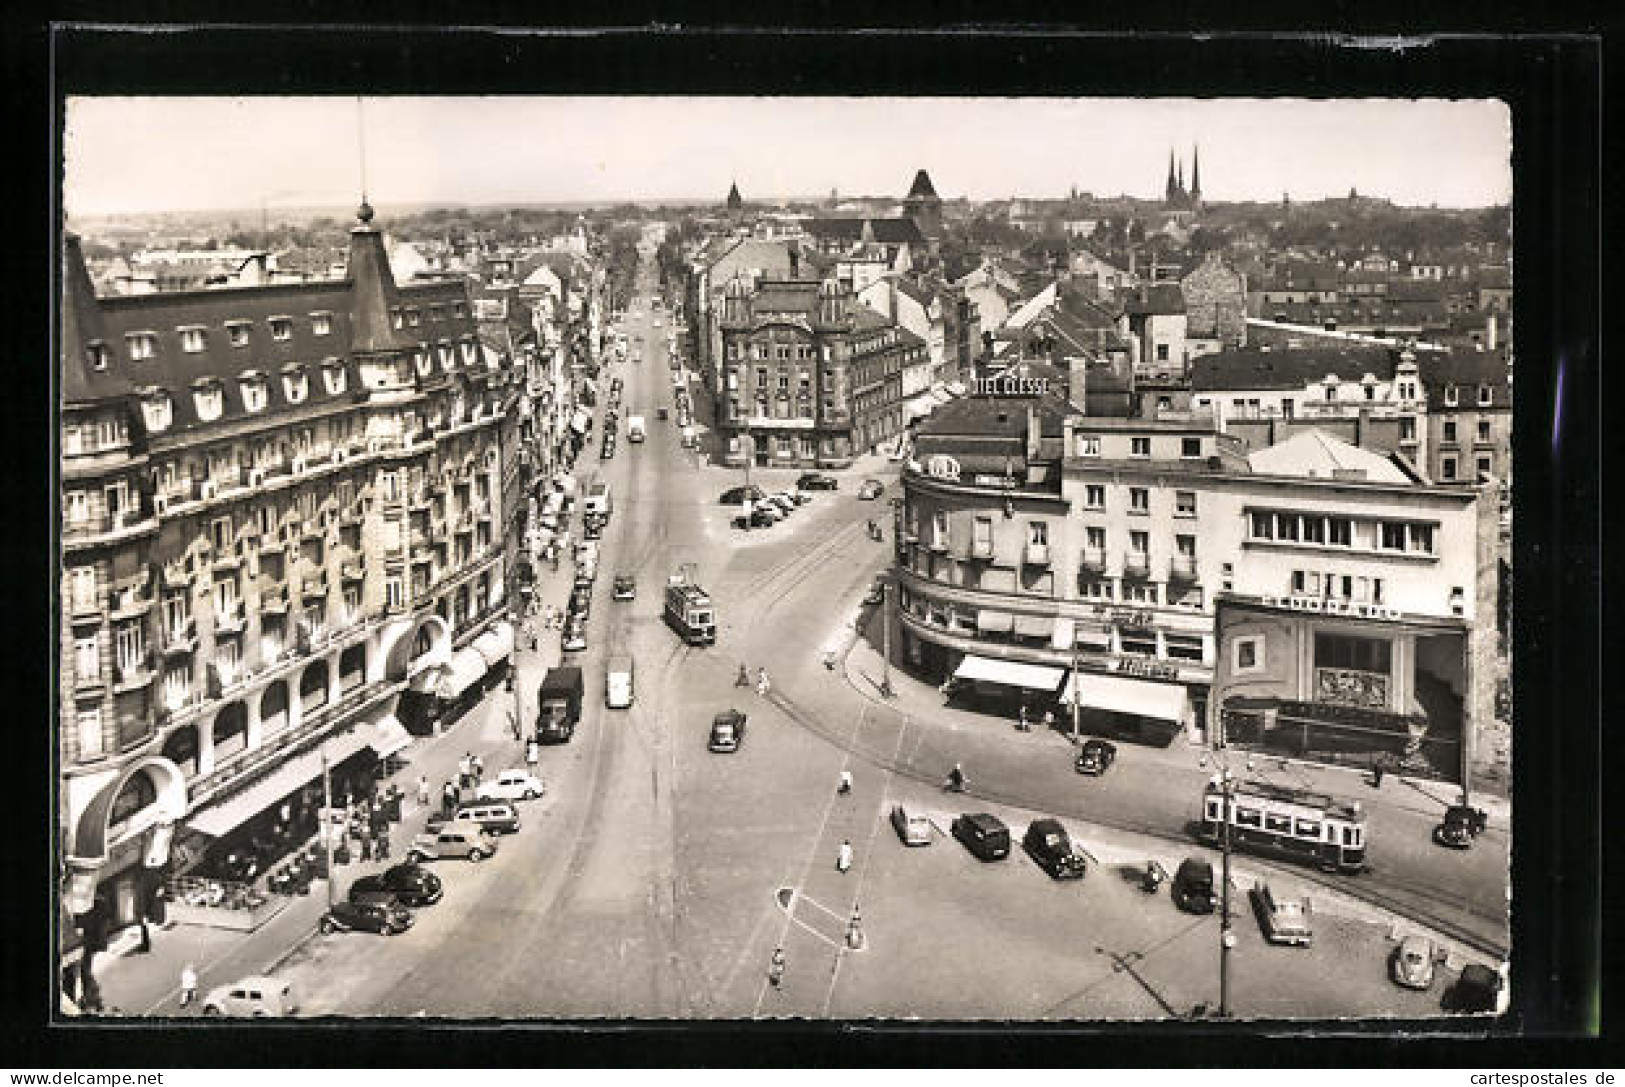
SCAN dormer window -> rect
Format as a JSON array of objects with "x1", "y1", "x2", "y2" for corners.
[
  {"x1": 126, "y1": 332, "x2": 157, "y2": 361},
  {"x1": 193, "y1": 379, "x2": 224, "y2": 422},
  {"x1": 428, "y1": 305, "x2": 443, "y2": 322},
  {"x1": 310, "y1": 312, "x2": 332, "y2": 336},
  {"x1": 282, "y1": 365, "x2": 309, "y2": 403},
  {"x1": 226, "y1": 321, "x2": 252, "y2": 348},
  {"x1": 406, "y1": 308, "x2": 421, "y2": 327},
  {"x1": 179, "y1": 326, "x2": 207, "y2": 353},
  {"x1": 415, "y1": 351, "x2": 432, "y2": 377},
  {"x1": 269, "y1": 317, "x2": 293, "y2": 342},
  {"x1": 1478, "y1": 384, "x2": 1493, "y2": 406},
  {"x1": 321, "y1": 358, "x2": 347, "y2": 396},
  {"x1": 140, "y1": 390, "x2": 173, "y2": 432},
  {"x1": 239, "y1": 372, "x2": 268, "y2": 413},
  {"x1": 1444, "y1": 384, "x2": 1459, "y2": 407},
  {"x1": 86, "y1": 341, "x2": 110, "y2": 371},
  {"x1": 391, "y1": 308, "x2": 405, "y2": 330}
]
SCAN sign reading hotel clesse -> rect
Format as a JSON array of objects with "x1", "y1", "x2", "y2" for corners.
[{"x1": 970, "y1": 373, "x2": 1049, "y2": 398}]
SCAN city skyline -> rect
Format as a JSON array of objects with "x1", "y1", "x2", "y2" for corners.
[{"x1": 63, "y1": 97, "x2": 1511, "y2": 219}]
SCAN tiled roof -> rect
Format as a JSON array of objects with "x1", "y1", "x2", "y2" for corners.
[
  {"x1": 1121, "y1": 283, "x2": 1185, "y2": 316},
  {"x1": 803, "y1": 218, "x2": 925, "y2": 245},
  {"x1": 1419, "y1": 347, "x2": 1512, "y2": 410},
  {"x1": 1190, "y1": 347, "x2": 1396, "y2": 392},
  {"x1": 914, "y1": 388, "x2": 1072, "y2": 444},
  {"x1": 751, "y1": 280, "x2": 819, "y2": 314}
]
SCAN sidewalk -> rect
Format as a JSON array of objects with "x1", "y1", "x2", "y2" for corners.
[{"x1": 87, "y1": 528, "x2": 586, "y2": 1018}]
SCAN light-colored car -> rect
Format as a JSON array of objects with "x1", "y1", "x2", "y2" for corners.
[
  {"x1": 201, "y1": 975, "x2": 298, "y2": 1018},
  {"x1": 1250, "y1": 881, "x2": 1313, "y2": 947},
  {"x1": 1390, "y1": 934, "x2": 1438, "y2": 990},
  {"x1": 407, "y1": 821, "x2": 499, "y2": 864},
  {"x1": 477, "y1": 769, "x2": 545, "y2": 802},
  {"x1": 889, "y1": 803, "x2": 933, "y2": 846}
]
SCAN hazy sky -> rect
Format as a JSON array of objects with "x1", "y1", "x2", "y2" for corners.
[{"x1": 63, "y1": 96, "x2": 1511, "y2": 217}]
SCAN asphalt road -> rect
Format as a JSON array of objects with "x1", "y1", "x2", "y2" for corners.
[{"x1": 262, "y1": 250, "x2": 1500, "y2": 1021}]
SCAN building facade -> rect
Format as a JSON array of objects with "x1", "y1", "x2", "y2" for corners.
[{"x1": 59, "y1": 206, "x2": 520, "y2": 965}]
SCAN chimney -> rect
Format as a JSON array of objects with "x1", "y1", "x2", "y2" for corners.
[
  {"x1": 1067, "y1": 355, "x2": 1089, "y2": 414},
  {"x1": 1486, "y1": 312, "x2": 1498, "y2": 351}
]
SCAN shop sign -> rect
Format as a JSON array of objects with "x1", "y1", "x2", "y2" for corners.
[
  {"x1": 1115, "y1": 657, "x2": 1180, "y2": 681},
  {"x1": 970, "y1": 373, "x2": 1050, "y2": 398},
  {"x1": 1094, "y1": 605, "x2": 1155, "y2": 627},
  {"x1": 1261, "y1": 594, "x2": 1403, "y2": 622},
  {"x1": 972, "y1": 474, "x2": 1017, "y2": 488},
  {"x1": 925, "y1": 454, "x2": 961, "y2": 481}
]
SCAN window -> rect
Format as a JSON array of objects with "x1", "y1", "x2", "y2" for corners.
[
  {"x1": 1130, "y1": 437, "x2": 1150, "y2": 458},
  {"x1": 141, "y1": 394, "x2": 172, "y2": 432},
  {"x1": 126, "y1": 333, "x2": 156, "y2": 360},
  {"x1": 164, "y1": 590, "x2": 190, "y2": 635},
  {"x1": 1084, "y1": 484, "x2": 1105, "y2": 509},
  {"x1": 1129, "y1": 530, "x2": 1149, "y2": 556},
  {"x1": 1166, "y1": 633, "x2": 1204, "y2": 661},
  {"x1": 1441, "y1": 455, "x2": 1458, "y2": 481},
  {"x1": 114, "y1": 620, "x2": 145, "y2": 674},
  {"x1": 322, "y1": 360, "x2": 346, "y2": 396},
  {"x1": 972, "y1": 516, "x2": 993, "y2": 551},
  {"x1": 1233, "y1": 636, "x2": 1263, "y2": 673},
  {"x1": 311, "y1": 312, "x2": 332, "y2": 336},
  {"x1": 1276, "y1": 513, "x2": 1300, "y2": 542},
  {"x1": 386, "y1": 577, "x2": 404, "y2": 609},
  {"x1": 1399, "y1": 417, "x2": 1416, "y2": 442},
  {"x1": 71, "y1": 567, "x2": 96, "y2": 610},
  {"x1": 241, "y1": 378, "x2": 267, "y2": 413},
  {"x1": 1477, "y1": 420, "x2": 1492, "y2": 444},
  {"x1": 1175, "y1": 490, "x2": 1196, "y2": 517},
  {"x1": 438, "y1": 343, "x2": 454, "y2": 370},
  {"x1": 210, "y1": 516, "x2": 233, "y2": 552},
  {"x1": 77, "y1": 710, "x2": 104, "y2": 760},
  {"x1": 1155, "y1": 343, "x2": 1170, "y2": 362},
  {"x1": 269, "y1": 318, "x2": 293, "y2": 341},
  {"x1": 1176, "y1": 534, "x2": 1196, "y2": 558},
  {"x1": 932, "y1": 510, "x2": 949, "y2": 548},
  {"x1": 1477, "y1": 455, "x2": 1493, "y2": 478},
  {"x1": 1314, "y1": 633, "x2": 1391, "y2": 673},
  {"x1": 1028, "y1": 521, "x2": 1048, "y2": 545},
  {"x1": 1442, "y1": 420, "x2": 1457, "y2": 443},
  {"x1": 382, "y1": 471, "x2": 399, "y2": 502},
  {"x1": 1129, "y1": 487, "x2": 1149, "y2": 513},
  {"x1": 1085, "y1": 526, "x2": 1106, "y2": 549},
  {"x1": 62, "y1": 423, "x2": 83, "y2": 455},
  {"x1": 1328, "y1": 518, "x2": 1352, "y2": 546},
  {"x1": 67, "y1": 492, "x2": 89, "y2": 529},
  {"x1": 1444, "y1": 384, "x2": 1459, "y2": 406},
  {"x1": 1120, "y1": 625, "x2": 1157, "y2": 651},
  {"x1": 1380, "y1": 522, "x2": 1408, "y2": 550},
  {"x1": 226, "y1": 322, "x2": 251, "y2": 348},
  {"x1": 75, "y1": 636, "x2": 100, "y2": 682},
  {"x1": 193, "y1": 384, "x2": 223, "y2": 422},
  {"x1": 1075, "y1": 434, "x2": 1101, "y2": 457},
  {"x1": 282, "y1": 369, "x2": 309, "y2": 403},
  {"x1": 1478, "y1": 385, "x2": 1493, "y2": 406},
  {"x1": 86, "y1": 342, "x2": 110, "y2": 370},
  {"x1": 180, "y1": 327, "x2": 206, "y2": 353},
  {"x1": 1302, "y1": 516, "x2": 1326, "y2": 544},
  {"x1": 1180, "y1": 437, "x2": 1202, "y2": 459},
  {"x1": 1409, "y1": 523, "x2": 1435, "y2": 553}
]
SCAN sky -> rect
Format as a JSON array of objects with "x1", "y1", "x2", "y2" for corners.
[{"x1": 62, "y1": 97, "x2": 1512, "y2": 218}]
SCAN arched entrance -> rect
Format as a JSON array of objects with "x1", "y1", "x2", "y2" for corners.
[
  {"x1": 65, "y1": 755, "x2": 188, "y2": 922},
  {"x1": 259, "y1": 681, "x2": 289, "y2": 735},
  {"x1": 378, "y1": 613, "x2": 451, "y2": 685},
  {"x1": 161, "y1": 725, "x2": 199, "y2": 779},
  {"x1": 300, "y1": 660, "x2": 329, "y2": 712}
]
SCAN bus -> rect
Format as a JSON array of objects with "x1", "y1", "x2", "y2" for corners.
[{"x1": 1196, "y1": 777, "x2": 1367, "y2": 874}]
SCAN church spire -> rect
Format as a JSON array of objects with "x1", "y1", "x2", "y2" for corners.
[
  {"x1": 1165, "y1": 149, "x2": 1178, "y2": 202},
  {"x1": 1190, "y1": 144, "x2": 1202, "y2": 202}
]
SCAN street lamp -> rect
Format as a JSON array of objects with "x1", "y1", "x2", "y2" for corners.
[
  {"x1": 878, "y1": 574, "x2": 894, "y2": 700},
  {"x1": 1070, "y1": 642, "x2": 1082, "y2": 746},
  {"x1": 319, "y1": 744, "x2": 337, "y2": 910},
  {"x1": 1217, "y1": 767, "x2": 1235, "y2": 1019}
]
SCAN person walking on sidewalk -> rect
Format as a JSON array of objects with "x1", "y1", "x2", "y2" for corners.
[
  {"x1": 472, "y1": 754, "x2": 485, "y2": 784},
  {"x1": 756, "y1": 668, "x2": 771, "y2": 698},
  {"x1": 837, "y1": 839, "x2": 853, "y2": 874},
  {"x1": 416, "y1": 774, "x2": 430, "y2": 809},
  {"x1": 442, "y1": 781, "x2": 458, "y2": 817},
  {"x1": 768, "y1": 947, "x2": 786, "y2": 989},
  {"x1": 179, "y1": 963, "x2": 198, "y2": 1008}
]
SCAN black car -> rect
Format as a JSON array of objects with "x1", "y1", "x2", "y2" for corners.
[
  {"x1": 322, "y1": 894, "x2": 412, "y2": 936},
  {"x1": 1074, "y1": 739, "x2": 1117, "y2": 776},
  {"x1": 950, "y1": 813, "x2": 1011, "y2": 861},
  {"x1": 1171, "y1": 857, "x2": 1216, "y2": 914},
  {"x1": 734, "y1": 507, "x2": 778, "y2": 530},
  {"x1": 720, "y1": 485, "x2": 768, "y2": 506},
  {"x1": 797, "y1": 473, "x2": 839, "y2": 491},
  {"x1": 1433, "y1": 804, "x2": 1487, "y2": 849},
  {"x1": 1023, "y1": 818, "x2": 1087, "y2": 880},
  {"x1": 349, "y1": 863, "x2": 444, "y2": 907},
  {"x1": 1444, "y1": 964, "x2": 1503, "y2": 1014}
]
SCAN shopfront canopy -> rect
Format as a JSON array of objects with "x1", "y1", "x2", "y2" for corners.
[
  {"x1": 472, "y1": 622, "x2": 515, "y2": 669},
  {"x1": 1013, "y1": 614, "x2": 1054, "y2": 638},
  {"x1": 368, "y1": 715, "x2": 412, "y2": 759},
  {"x1": 435, "y1": 647, "x2": 489, "y2": 702},
  {"x1": 185, "y1": 729, "x2": 372, "y2": 839},
  {"x1": 1059, "y1": 671, "x2": 1187, "y2": 722},
  {"x1": 953, "y1": 654, "x2": 1067, "y2": 692}
]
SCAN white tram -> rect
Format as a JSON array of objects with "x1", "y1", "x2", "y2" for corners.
[{"x1": 1198, "y1": 777, "x2": 1367, "y2": 874}]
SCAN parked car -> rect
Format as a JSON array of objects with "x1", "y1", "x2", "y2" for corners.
[
  {"x1": 857, "y1": 479, "x2": 885, "y2": 500},
  {"x1": 322, "y1": 895, "x2": 412, "y2": 936},
  {"x1": 407, "y1": 821, "x2": 499, "y2": 864},
  {"x1": 951, "y1": 813, "x2": 1010, "y2": 861},
  {"x1": 582, "y1": 519, "x2": 603, "y2": 541},
  {"x1": 720, "y1": 484, "x2": 768, "y2": 505},
  {"x1": 476, "y1": 769, "x2": 546, "y2": 802},
  {"x1": 1445, "y1": 963, "x2": 1505, "y2": 1014},
  {"x1": 708, "y1": 709, "x2": 748, "y2": 753},
  {"x1": 1432, "y1": 804, "x2": 1487, "y2": 849},
  {"x1": 1074, "y1": 739, "x2": 1117, "y2": 776},
  {"x1": 454, "y1": 799, "x2": 522, "y2": 835},
  {"x1": 1171, "y1": 857, "x2": 1217, "y2": 914},
  {"x1": 1390, "y1": 934, "x2": 1438, "y2": 991},
  {"x1": 797, "y1": 473, "x2": 838, "y2": 491},
  {"x1": 862, "y1": 581, "x2": 886, "y2": 606},
  {"x1": 200, "y1": 975, "x2": 298, "y2": 1018},
  {"x1": 1250, "y1": 881, "x2": 1313, "y2": 947},
  {"x1": 570, "y1": 583, "x2": 592, "y2": 615},
  {"x1": 735, "y1": 507, "x2": 778, "y2": 530},
  {"x1": 1023, "y1": 818, "x2": 1087, "y2": 880},
  {"x1": 889, "y1": 803, "x2": 933, "y2": 846},
  {"x1": 612, "y1": 574, "x2": 636, "y2": 600},
  {"x1": 562, "y1": 620, "x2": 588, "y2": 652},
  {"x1": 600, "y1": 441, "x2": 615, "y2": 460},
  {"x1": 348, "y1": 863, "x2": 443, "y2": 907},
  {"x1": 764, "y1": 494, "x2": 797, "y2": 516}
]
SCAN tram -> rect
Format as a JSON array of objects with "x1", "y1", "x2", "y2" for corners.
[{"x1": 1197, "y1": 777, "x2": 1367, "y2": 874}]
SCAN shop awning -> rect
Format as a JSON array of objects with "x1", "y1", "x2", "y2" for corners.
[
  {"x1": 1059, "y1": 671, "x2": 1187, "y2": 722},
  {"x1": 975, "y1": 611, "x2": 1015, "y2": 633},
  {"x1": 1013, "y1": 614, "x2": 1053, "y2": 637},
  {"x1": 185, "y1": 729, "x2": 372, "y2": 838},
  {"x1": 435, "y1": 647, "x2": 489, "y2": 702},
  {"x1": 368, "y1": 715, "x2": 412, "y2": 758},
  {"x1": 953, "y1": 654, "x2": 1067, "y2": 692},
  {"x1": 472, "y1": 622, "x2": 515, "y2": 668}
]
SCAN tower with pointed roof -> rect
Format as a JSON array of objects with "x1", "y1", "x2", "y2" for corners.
[
  {"x1": 1189, "y1": 144, "x2": 1203, "y2": 209},
  {"x1": 726, "y1": 181, "x2": 743, "y2": 215},
  {"x1": 902, "y1": 168, "x2": 943, "y2": 240}
]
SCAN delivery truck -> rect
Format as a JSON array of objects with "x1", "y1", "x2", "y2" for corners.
[{"x1": 535, "y1": 666, "x2": 584, "y2": 744}]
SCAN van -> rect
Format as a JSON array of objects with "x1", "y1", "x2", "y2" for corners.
[
  {"x1": 951, "y1": 813, "x2": 1010, "y2": 861},
  {"x1": 606, "y1": 655, "x2": 634, "y2": 709},
  {"x1": 584, "y1": 482, "x2": 612, "y2": 517},
  {"x1": 452, "y1": 799, "x2": 521, "y2": 835}
]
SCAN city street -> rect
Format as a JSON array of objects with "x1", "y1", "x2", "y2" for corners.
[{"x1": 192, "y1": 252, "x2": 1505, "y2": 1020}]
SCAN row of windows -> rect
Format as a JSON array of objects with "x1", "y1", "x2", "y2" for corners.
[
  {"x1": 1440, "y1": 419, "x2": 1497, "y2": 444},
  {"x1": 1075, "y1": 434, "x2": 1206, "y2": 459},
  {"x1": 89, "y1": 312, "x2": 473, "y2": 373},
  {"x1": 1248, "y1": 510, "x2": 1435, "y2": 555},
  {"x1": 1439, "y1": 453, "x2": 1496, "y2": 482}
]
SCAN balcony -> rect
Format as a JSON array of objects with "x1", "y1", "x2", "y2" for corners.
[
  {"x1": 161, "y1": 619, "x2": 197, "y2": 658},
  {"x1": 340, "y1": 561, "x2": 366, "y2": 583},
  {"x1": 301, "y1": 576, "x2": 329, "y2": 601},
  {"x1": 969, "y1": 538, "x2": 994, "y2": 560},
  {"x1": 108, "y1": 588, "x2": 152, "y2": 622},
  {"x1": 213, "y1": 602, "x2": 247, "y2": 636},
  {"x1": 1079, "y1": 547, "x2": 1107, "y2": 573},
  {"x1": 928, "y1": 535, "x2": 949, "y2": 554},
  {"x1": 1169, "y1": 555, "x2": 1199, "y2": 583},
  {"x1": 1123, "y1": 553, "x2": 1150, "y2": 579},
  {"x1": 113, "y1": 652, "x2": 156, "y2": 694},
  {"x1": 1023, "y1": 542, "x2": 1050, "y2": 567},
  {"x1": 259, "y1": 586, "x2": 291, "y2": 616}
]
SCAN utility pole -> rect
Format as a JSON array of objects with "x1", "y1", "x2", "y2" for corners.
[
  {"x1": 1218, "y1": 769, "x2": 1235, "y2": 1018},
  {"x1": 1070, "y1": 643, "x2": 1081, "y2": 746},
  {"x1": 879, "y1": 576, "x2": 894, "y2": 699},
  {"x1": 320, "y1": 745, "x2": 337, "y2": 910}
]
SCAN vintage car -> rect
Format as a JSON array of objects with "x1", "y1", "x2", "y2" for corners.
[
  {"x1": 1250, "y1": 881, "x2": 1313, "y2": 947},
  {"x1": 1074, "y1": 739, "x2": 1118, "y2": 776},
  {"x1": 1022, "y1": 818, "x2": 1087, "y2": 880},
  {"x1": 888, "y1": 803, "x2": 933, "y2": 846}
]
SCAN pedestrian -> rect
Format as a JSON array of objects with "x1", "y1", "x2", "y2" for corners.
[
  {"x1": 1042, "y1": 709, "x2": 1055, "y2": 733},
  {"x1": 472, "y1": 754, "x2": 484, "y2": 783},
  {"x1": 442, "y1": 782, "x2": 457, "y2": 817},
  {"x1": 1371, "y1": 762, "x2": 1385, "y2": 788},
  {"x1": 375, "y1": 829, "x2": 390, "y2": 861},
  {"x1": 179, "y1": 963, "x2": 198, "y2": 1008},
  {"x1": 823, "y1": 648, "x2": 837, "y2": 670},
  {"x1": 736, "y1": 663, "x2": 751, "y2": 688},
  {"x1": 837, "y1": 769, "x2": 853, "y2": 796},
  {"x1": 527, "y1": 741, "x2": 540, "y2": 772},
  {"x1": 1016, "y1": 704, "x2": 1030, "y2": 732},
  {"x1": 416, "y1": 774, "x2": 430, "y2": 808},
  {"x1": 837, "y1": 839, "x2": 853, "y2": 874},
  {"x1": 756, "y1": 668, "x2": 771, "y2": 698},
  {"x1": 768, "y1": 947, "x2": 786, "y2": 989},
  {"x1": 359, "y1": 832, "x2": 373, "y2": 863}
]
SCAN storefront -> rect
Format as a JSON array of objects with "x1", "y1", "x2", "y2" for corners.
[
  {"x1": 944, "y1": 653, "x2": 1068, "y2": 713},
  {"x1": 1058, "y1": 669, "x2": 1190, "y2": 747}
]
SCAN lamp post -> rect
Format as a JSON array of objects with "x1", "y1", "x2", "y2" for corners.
[
  {"x1": 1218, "y1": 767, "x2": 1235, "y2": 1019},
  {"x1": 879, "y1": 575, "x2": 895, "y2": 699},
  {"x1": 320, "y1": 745, "x2": 337, "y2": 910},
  {"x1": 1070, "y1": 642, "x2": 1082, "y2": 746}
]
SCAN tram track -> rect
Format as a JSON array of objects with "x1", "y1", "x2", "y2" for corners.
[{"x1": 762, "y1": 686, "x2": 1509, "y2": 961}]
